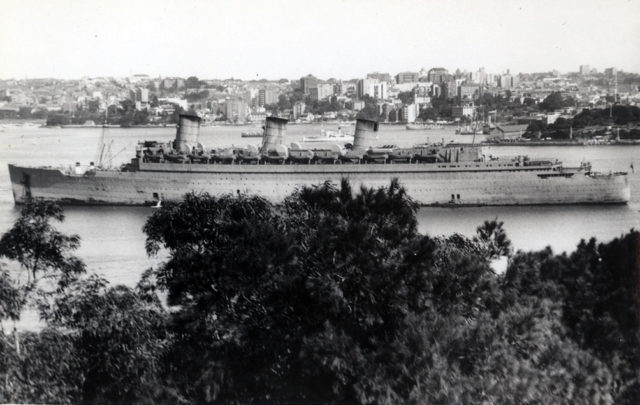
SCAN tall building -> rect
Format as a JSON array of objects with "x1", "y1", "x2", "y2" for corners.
[
  {"x1": 499, "y1": 73, "x2": 513, "y2": 89},
  {"x1": 357, "y1": 78, "x2": 387, "y2": 100},
  {"x1": 605, "y1": 67, "x2": 617, "y2": 78},
  {"x1": 309, "y1": 83, "x2": 334, "y2": 101},
  {"x1": 300, "y1": 75, "x2": 318, "y2": 95},
  {"x1": 428, "y1": 68, "x2": 449, "y2": 84},
  {"x1": 579, "y1": 65, "x2": 591, "y2": 75},
  {"x1": 395, "y1": 72, "x2": 419, "y2": 84},
  {"x1": 400, "y1": 103, "x2": 419, "y2": 123},
  {"x1": 258, "y1": 89, "x2": 278, "y2": 106},
  {"x1": 442, "y1": 81, "x2": 458, "y2": 99}
]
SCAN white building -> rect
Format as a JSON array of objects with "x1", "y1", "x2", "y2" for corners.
[{"x1": 357, "y1": 78, "x2": 388, "y2": 99}]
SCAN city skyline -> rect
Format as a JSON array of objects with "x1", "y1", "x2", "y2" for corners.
[{"x1": 1, "y1": 0, "x2": 639, "y2": 80}]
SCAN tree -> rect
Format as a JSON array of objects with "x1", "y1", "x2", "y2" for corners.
[
  {"x1": 0, "y1": 267, "x2": 24, "y2": 322},
  {"x1": 0, "y1": 201, "x2": 85, "y2": 286},
  {"x1": 474, "y1": 218, "x2": 513, "y2": 258},
  {"x1": 397, "y1": 91, "x2": 414, "y2": 105},
  {"x1": 185, "y1": 76, "x2": 200, "y2": 88},
  {"x1": 539, "y1": 92, "x2": 566, "y2": 112},
  {"x1": 277, "y1": 94, "x2": 292, "y2": 111},
  {"x1": 45, "y1": 114, "x2": 70, "y2": 127},
  {"x1": 41, "y1": 276, "x2": 170, "y2": 404}
]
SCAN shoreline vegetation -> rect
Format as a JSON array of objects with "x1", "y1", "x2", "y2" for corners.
[{"x1": 0, "y1": 180, "x2": 639, "y2": 404}]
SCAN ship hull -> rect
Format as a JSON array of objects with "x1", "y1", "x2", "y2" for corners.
[{"x1": 8, "y1": 163, "x2": 630, "y2": 206}]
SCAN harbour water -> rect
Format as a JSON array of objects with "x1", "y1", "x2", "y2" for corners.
[{"x1": 1, "y1": 123, "x2": 639, "y2": 287}]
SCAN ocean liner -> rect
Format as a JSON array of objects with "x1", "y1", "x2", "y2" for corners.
[{"x1": 8, "y1": 115, "x2": 630, "y2": 206}]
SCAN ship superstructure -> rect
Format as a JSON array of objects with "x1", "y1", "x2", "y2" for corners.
[{"x1": 8, "y1": 115, "x2": 630, "y2": 206}]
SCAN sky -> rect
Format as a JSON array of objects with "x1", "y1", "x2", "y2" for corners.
[{"x1": 1, "y1": 0, "x2": 639, "y2": 80}]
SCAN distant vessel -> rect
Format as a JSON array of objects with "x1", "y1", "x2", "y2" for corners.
[
  {"x1": 303, "y1": 126, "x2": 355, "y2": 143},
  {"x1": 241, "y1": 130, "x2": 263, "y2": 138},
  {"x1": 7, "y1": 115, "x2": 630, "y2": 206},
  {"x1": 456, "y1": 124, "x2": 483, "y2": 135},
  {"x1": 406, "y1": 122, "x2": 443, "y2": 130}
]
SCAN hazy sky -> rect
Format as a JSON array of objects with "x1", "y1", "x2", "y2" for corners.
[{"x1": 1, "y1": 0, "x2": 639, "y2": 80}]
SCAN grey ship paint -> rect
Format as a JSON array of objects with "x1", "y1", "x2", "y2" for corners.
[{"x1": 8, "y1": 115, "x2": 630, "y2": 206}]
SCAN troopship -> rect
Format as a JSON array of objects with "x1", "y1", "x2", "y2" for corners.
[{"x1": 7, "y1": 114, "x2": 630, "y2": 206}]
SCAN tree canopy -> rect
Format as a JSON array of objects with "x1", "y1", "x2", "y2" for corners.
[{"x1": 0, "y1": 191, "x2": 638, "y2": 404}]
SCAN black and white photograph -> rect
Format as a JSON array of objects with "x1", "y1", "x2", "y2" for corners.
[{"x1": 1, "y1": 0, "x2": 639, "y2": 403}]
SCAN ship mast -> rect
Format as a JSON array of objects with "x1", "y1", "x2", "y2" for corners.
[{"x1": 96, "y1": 97, "x2": 108, "y2": 167}]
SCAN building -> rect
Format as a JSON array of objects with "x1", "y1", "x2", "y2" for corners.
[
  {"x1": 400, "y1": 103, "x2": 419, "y2": 123},
  {"x1": 129, "y1": 88, "x2": 149, "y2": 110},
  {"x1": 605, "y1": 67, "x2": 617, "y2": 78},
  {"x1": 225, "y1": 99, "x2": 248, "y2": 122},
  {"x1": 258, "y1": 89, "x2": 279, "y2": 106},
  {"x1": 395, "y1": 72, "x2": 419, "y2": 84},
  {"x1": 292, "y1": 101, "x2": 306, "y2": 120},
  {"x1": 459, "y1": 84, "x2": 480, "y2": 100},
  {"x1": 579, "y1": 65, "x2": 591, "y2": 75},
  {"x1": 493, "y1": 124, "x2": 529, "y2": 140},
  {"x1": 499, "y1": 73, "x2": 513, "y2": 89},
  {"x1": 309, "y1": 83, "x2": 334, "y2": 101},
  {"x1": 248, "y1": 111, "x2": 267, "y2": 123},
  {"x1": 452, "y1": 104, "x2": 476, "y2": 118},
  {"x1": 352, "y1": 99, "x2": 365, "y2": 111},
  {"x1": 357, "y1": 78, "x2": 387, "y2": 100},
  {"x1": 442, "y1": 80, "x2": 458, "y2": 99},
  {"x1": 428, "y1": 68, "x2": 449, "y2": 84},
  {"x1": 300, "y1": 75, "x2": 318, "y2": 95},
  {"x1": 367, "y1": 72, "x2": 392, "y2": 82}
]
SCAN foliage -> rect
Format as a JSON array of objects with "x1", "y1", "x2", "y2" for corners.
[
  {"x1": 355, "y1": 95, "x2": 380, "y2": 121},
  {"x1": 185, "y1": 90, "x2": 210, "y2": 102},
  {"x1": 0, "y1": 200, "x2": 85, "y2": 285},
  {"x1": 0, "y1": 267, "x2": 24, "y2": 321},
  {"x1": 0, "y1": 329, "x2": 83, "y2": 404},
  {"x1": 45, "y1": 113, "x2": 71, "y2": 126},
  {"x1": 539, "y1": 91, "x2": 574, "y2": 112},
  {"x1": 397, "y1": 91, "x2": 414, "y2": 105},
  {"x1": 1, "y1": 188, "x2": 639, "y2": 404},
  {"x1": 474, "y1": 218, "x2": 513, "y2": 258}
]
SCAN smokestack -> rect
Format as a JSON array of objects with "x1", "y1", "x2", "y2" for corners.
[
  {"x1": 260, "y1": 116, "x2": 288, "y2": 153},
  {"x1": 174, "y1": 114, "x2": 201, "y2": 152},
  {"x1": 352, "y1": 119, "x2": 379, "y2": 152}
]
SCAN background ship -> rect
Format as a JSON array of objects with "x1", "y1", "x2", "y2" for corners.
[{"x1": 8, "y1": 115, "x2": 630, "y2": 206}]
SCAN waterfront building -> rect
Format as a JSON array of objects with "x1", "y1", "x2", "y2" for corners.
[
  {"x1": 292, "y1": 101, "x2": 306, "y2": 119},
  {"x1": 400, "y1": 103, "x2": 419, "y2": 123},
  {"x1": 452, "y1": 103, "x2": 476, "y2": 118},
  {"x1": 225, "y1": 99, "x2": 248, "y2": 122}
]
